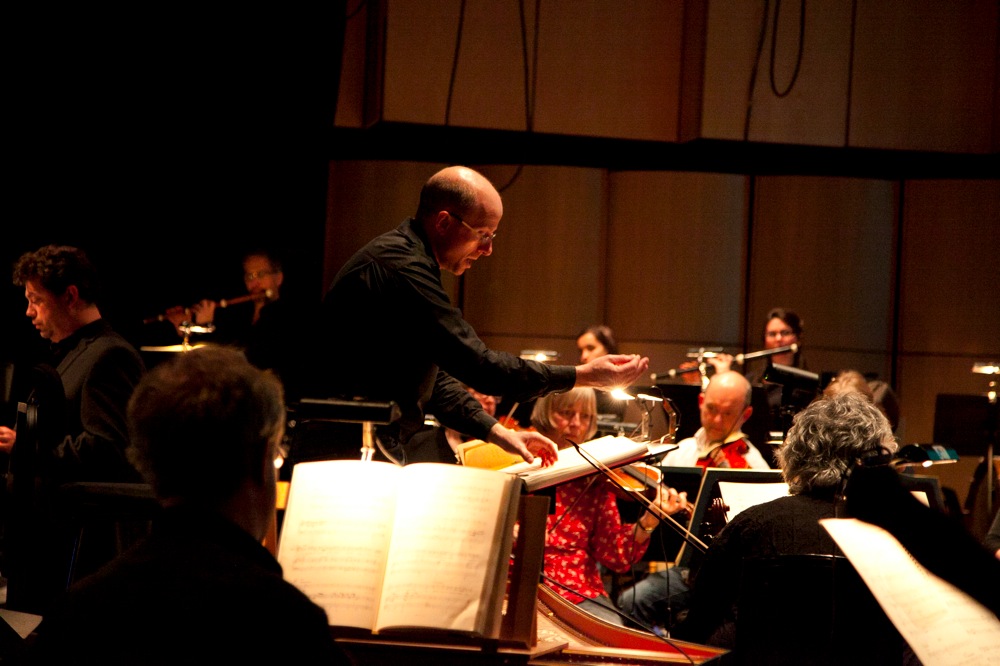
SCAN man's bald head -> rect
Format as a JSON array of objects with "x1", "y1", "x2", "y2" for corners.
[
  {"x1": 416, "y1": 166, "x2": 502, "y2": 224},
  {"x1": 416, "y1": 166, "x2": 503, "y2": 276},
  {"x1": 706, "y1": 371, "x2": 752, "y2": 407},
  {"x1": 699, "y1": 370, "x2": 754, "y2": 442}
]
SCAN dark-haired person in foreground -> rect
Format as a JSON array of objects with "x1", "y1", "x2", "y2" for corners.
[{"x1": 26, "y1": 347, "x2": 350, "y2": 665}]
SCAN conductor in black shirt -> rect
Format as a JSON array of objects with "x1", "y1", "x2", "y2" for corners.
[{"x1": 318, "y1": 165, "x2": 649, "y2": 466}]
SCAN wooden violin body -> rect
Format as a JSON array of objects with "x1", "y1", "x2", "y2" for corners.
[
  {"x1": 606, "y1": 462, "x2": 694, "y2": 517},
  {"x1": 697, "y1": 438, "x2": 751, "y2": 469}
]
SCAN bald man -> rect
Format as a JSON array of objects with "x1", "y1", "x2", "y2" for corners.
[
  {"x1": 661, "y1": 371, "x2": 770, "y2": 469},
  {"x1": 317, "y1": 165, "x2": 649, "y2": 466}
]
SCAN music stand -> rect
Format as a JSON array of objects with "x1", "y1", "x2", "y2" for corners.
[
  {"x1": 676, "y1": 468, "x2": 785, "y2": 569},
  {"x1": 289, "y1": 398, "x2": 400, "y2": 465},
  {"x1": 934, "y1": 386, "x2": 998, "y2": 525},
  {"x1": 643, "y1": 382, "x2": 700, "y2": 442},
  {"x1": 971, "y1": 362, "x2": 999, "y2": 518}
]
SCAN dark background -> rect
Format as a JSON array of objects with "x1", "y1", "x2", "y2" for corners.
[{"x1": 3, "y1": 6, "x2": 348, "y2": 416}]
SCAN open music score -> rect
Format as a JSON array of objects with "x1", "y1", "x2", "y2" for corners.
[
  {"x1": 276, "y1": 460, "x2": 523, "y2": 639},
  {"x1": 497, "y1": 435, "x2": 662, "y2": 492}
]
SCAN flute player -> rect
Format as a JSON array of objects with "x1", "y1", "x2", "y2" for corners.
[{"x1": 161, "y1": 248, "x2": 308, "y2": 405}]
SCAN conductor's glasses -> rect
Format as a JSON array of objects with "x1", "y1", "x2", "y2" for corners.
[{"x1": 448, "y1": 212, "x2": 497, "y2": 246}]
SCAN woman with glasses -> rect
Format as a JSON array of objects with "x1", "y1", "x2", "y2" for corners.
[{"x1": 533, "y1": 387, "x2": 688, "y2": 625}]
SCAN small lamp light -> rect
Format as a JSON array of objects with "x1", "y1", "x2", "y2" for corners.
[
  {"x1": 971, "y1": 362, "x2": 999, "y2": 375},
  {"x1": 520, "y1": 349, "x2": 559, "y2": 363}
]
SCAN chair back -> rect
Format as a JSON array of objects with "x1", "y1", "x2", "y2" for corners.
[{"x1": 734, "y1": 554, "x2": 906, "y2": 665}]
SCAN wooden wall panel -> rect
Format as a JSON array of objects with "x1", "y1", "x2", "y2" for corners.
[
  {"x1": 895, "y1": 179, "x2": 1000, "y2": 442},
  {"x1": 898, "y1": 180, "x2": 1000, "y2": 356},
  {"x1": 371, "y1": 0, "x2": 685, "y2": 141},
  {"x1": 333, "y1": 1, "x2": 370, "y2": 128},
  {"x1": 850, "y1": 0, "x2": 998, "y2": 153},
  {"x1": 324, "y1": 161, "x2": 452, "y2": 293},
  {"x1": 606, "y1": 171, "x2": 749, "y2": 351},
  {"x1": 896, "y1": 355, "x2": 999, "y2": 447},
  {"x1": 379, "y1": 0, "x2": 529, "y2": 129},
  {"x1": 530, "y1": 1, "x2": 684, "y2": 140},
  {"x1": 698, "y1": 0, "x2": 853, "y2": 146},
  {"x1": 464, "y1": 166, "x2": 607, "y2": 339},
  {"x1": 749, "y1": 176, "x2": 896, "y2": 360}
]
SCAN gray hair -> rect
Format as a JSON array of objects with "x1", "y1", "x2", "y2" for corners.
[
  {"x1": 776, "y1": 392, "x2": 897, "y2": 494},
  {"x1": 530, "y1": 387, "x2": 598, "y2": 441}
]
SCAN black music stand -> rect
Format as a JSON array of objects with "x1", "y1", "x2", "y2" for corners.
[
  {"x1": 676, "y1": 468, "x2": 785, "y2": 569},
  {"x1": 934, "y1": 390, "x2": 999, "y2": 535},
  {"x1": 763, "y1": 363, "x2": 820, "y2": 439},
  {"x1": 286, "y1": 397, "x2": 401, "y2": 468}
]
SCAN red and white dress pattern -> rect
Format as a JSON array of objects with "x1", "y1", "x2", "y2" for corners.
[{"x1": 543, "y1": 477, "x2": 649, "y2": 604}]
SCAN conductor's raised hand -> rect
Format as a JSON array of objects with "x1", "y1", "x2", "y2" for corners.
[
  {"x1": 575, "y1": 353, "x2": 650, "y2": 390},
  {"x1": 488, "y1": 424, "x2": 559, "y2": 467}
]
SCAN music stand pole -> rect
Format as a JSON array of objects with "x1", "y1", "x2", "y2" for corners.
[{"x1": 985, "y1": 379, "x2": 997, "y2": 516}]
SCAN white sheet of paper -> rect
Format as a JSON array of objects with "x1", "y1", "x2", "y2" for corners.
[
  {"x1": 821, "y1": 518, "x2": 1000, "y2": 666},
  {"x1": 0, "y1": 609, "x2": 43, "y2": 639},
  {"x1": 500, "y1": 435, "x2": 650, "y2": 491},
  {"x1": 717, "y1": 481, "x2": 790, "y2": 521}
]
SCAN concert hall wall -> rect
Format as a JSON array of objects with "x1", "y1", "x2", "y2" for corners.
[{"x1": 3, "y1": 2, "x2": 997, "y2": 458}]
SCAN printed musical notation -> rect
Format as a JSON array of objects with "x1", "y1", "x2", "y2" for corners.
[{"x1": 277, "y1": 460, "x2": 523, "y2": 637}]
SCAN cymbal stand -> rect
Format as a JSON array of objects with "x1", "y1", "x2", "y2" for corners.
[{"x1": 176, "y1": 322, "x2": 215, "y2": 349}]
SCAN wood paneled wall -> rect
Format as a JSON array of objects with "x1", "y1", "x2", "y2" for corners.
[
  {"x1": 324, "y1": 162, "x2": 999, "y2": 446},
  {"x1": 340, "y1": 0, "x2": 998, "y2": 154}
]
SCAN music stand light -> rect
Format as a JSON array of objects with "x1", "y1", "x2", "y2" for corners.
[
  {"x1": 295, "y1": 398, "x2": 400, "y2": 462},
  {"x1": 609, "y1": 387, "x2": 672, "y2": 443},
  {"x1": 519, "y1": 349, "x2": 559, "y2": 363}
]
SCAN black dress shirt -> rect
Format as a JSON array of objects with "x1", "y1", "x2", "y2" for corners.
[{"x1": 319, "y1": 218, "x2": 575, "y2": 457}]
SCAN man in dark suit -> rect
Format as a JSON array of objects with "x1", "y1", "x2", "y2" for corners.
[{"x1": 0, "y1": 244, "x2": 145, "y2": 613}]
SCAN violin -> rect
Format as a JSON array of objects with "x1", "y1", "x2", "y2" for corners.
[
  {"x1": 497, "y1": 414, "x2": 528, "y2": 430},
  {"x1": 697, "y1": 437, "x2": 752, "y2": 469},
  {"x1": 606, "y1": 462, "x2": 695, "y2": 517}
]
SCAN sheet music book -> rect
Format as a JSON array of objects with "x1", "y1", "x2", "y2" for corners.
[
  {"x1": 277, "y1": 460, "x2": 522, "y2": 639},
  {"x1": 820, "y1": 518, "x2": 1000, "y2": 666},
  {"x1": 498, "y1": 435, "x2": 653, "y2": 491}
]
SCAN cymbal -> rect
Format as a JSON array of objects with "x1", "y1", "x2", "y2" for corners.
[{"x1": 139, "y1": 343, "x2": 208, "y2": 353}]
